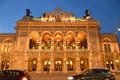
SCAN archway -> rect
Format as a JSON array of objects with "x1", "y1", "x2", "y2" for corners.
[
  {"x1": 67, "y1": 58, "x2": 74, "y2": 71},
  {"x1": 54, "y1": 58, "x2": 63, "y2": 71},
  {"x1": 43, "y1": 59, "x2": 51, "y2": 72},
  {"x1": 106, "y1": 60, "x2": 114, "y2": 70},
  {"x1": 29, "y1": 31, "x2": 39, "y2": 49},
  {"x1": 80, "y1": 57, "x2": 89, "y2": 71},
  {"x1": 41, "y1": 32, "x2": 52, "y2": 49},
  {"x1": 54, "y1": 32, "x2": 64, "y2": 50},
  {"x1": 28, "y1": 58, "x2": 37, "y2": 71},
  {"x1": 66, "y1": 31, "x2": 75, "y2": 49},
  {"x1": 78, "y1": 32, "x2": 87, "y2": 49},
  {"x1": 1, "y1": 61, "x2": 10, "y2": 70}
]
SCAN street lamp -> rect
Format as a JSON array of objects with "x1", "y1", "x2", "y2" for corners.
[{"x1": 118, "y1": 27, "x2": 120, "y2": 31}]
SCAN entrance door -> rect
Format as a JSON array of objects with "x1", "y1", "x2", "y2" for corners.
[
  {"x1": 28, "y1": 58, "x2": 37, "y2": 71},
  {"x1": 67, "y1": 59, "x2": 73, "y2": 71},
  {"x1": 44, "y1": 60, "x2": 51, "y2": 71},
  {"x1": 80, "y1": 58, "x2": 89, "y2": 71},
  {"x1": 55, "y1": 59, "x2": 62, "y2": 71},
  {"x1": 106, "y1": 60, "x2": 114, "y2": 70},
  {"x1": 1, "y1": 61, "x2": 9, "y2": 70}
]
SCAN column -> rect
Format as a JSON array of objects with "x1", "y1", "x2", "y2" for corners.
[
  {"x1": 63, "y1": 52, "x2": 67, "y2": 73},
  {"x1": 63, "y1": 37, "x2": 66, "y2": 50},
  {"x1": 89, "y1": 51, "x2": 93, "y2": 68},
  {"x1": 23, "y1": 52, "x2": 28, "y2": 70},
  {"x1": 86, "y1": 25, "x2": 91, "y2": 50},
  {"x1": 36, "y1": 52, "x2": 42, "y2": 73},
  {"x1": 51, "y1": 37, "x2": 54, "y2": 50},
  {"x1": 75, "y1": 38, "x2": 78, "y2": 49},
  {"x1": 76, "y1": 52, "x2": 80, "y2": 73},
  {"x1": 50, "y1": 52, "x2": 54, "y2": 73},
  {"x1": 39, "y1": 37, "x2": 42, "y2": 50}
]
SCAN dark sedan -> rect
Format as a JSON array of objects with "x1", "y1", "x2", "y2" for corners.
[
  {"x1": 68, "y1": 68, "x2": 115, "y2": 80},
  {"x1": 0, "y1": 70, "x2": 31, "y2": 80}
]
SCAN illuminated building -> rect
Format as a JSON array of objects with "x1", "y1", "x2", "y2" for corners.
[{"x1": 0, "y1": 8, "x2": 119, "y2": 73}]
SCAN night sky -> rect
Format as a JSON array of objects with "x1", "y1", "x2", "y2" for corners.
[{"x1": 0, "y1": 0, "x2": 120, "y2": 34}]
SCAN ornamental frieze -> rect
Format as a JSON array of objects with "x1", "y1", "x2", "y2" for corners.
[{"x1": 17, "y1": 21, "x2": 99, "y2": 27}]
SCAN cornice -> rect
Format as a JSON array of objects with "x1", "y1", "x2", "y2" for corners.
[{"x1": 16, "y1": 21, "x2": 100, "y2": 27}]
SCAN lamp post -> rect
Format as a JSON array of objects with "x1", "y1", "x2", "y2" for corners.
[
  {"x1": 116, "y1": 24, "x2": 120, "y2": 69},
  {"x1": 118, "y1": 27, "x2": 120, "y2": 31}
]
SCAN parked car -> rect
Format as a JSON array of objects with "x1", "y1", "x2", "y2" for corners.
[
  {"x1": 0, "y1": 70, "x2": 31, "y2": 80},
  {"x1": 68, "y1": 68, "x2": 115, "y2": 80}
]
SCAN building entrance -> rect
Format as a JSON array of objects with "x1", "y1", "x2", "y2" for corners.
[
  {"x1": 1, "y1": 61, "x2": 9, "y2": 70},
  {"x1": 28, "y1": 58, "x2": 37, "y2": 71},
  {"x1": 55, "y1": 59, "x2": 62, "y2": 71}
]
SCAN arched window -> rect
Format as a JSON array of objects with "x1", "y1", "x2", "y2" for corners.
[
  {"x1": 54, "y1": 58, "x2": 62, "y2": 71},
  {"x1": 67, "y1": 59, "x2": 73, "y2": 71},
  {"x1": 4, "y1": 40, "x2": 13, "y2": 53},
  {"x1": 78, "y1": 32, "x2": 87, "y2": 49},
  {"x1": 44, "y1": 60, "x2": 51, "y2": 71},
  {"x1": 80, "y1": 59, "x2": 85, "y2": 71},
  {"x1": 66, "y1": 32, "x2": 75, "y2": 49},
  {"x1": 106, "y1": 60, "x2": 114, "y2": 70},
  {"x1": 41, "y1": 32, "x2": 52, "y2": 49},
  {"x1": 28, "y1": 58, "x2": 37, "y2": 71},
  {"x1": 29, "y1": 31, "x2": 39, "y2": 49},
  {"x1": 1, "y1": 61, "x2": 9, "y2": 70},
  {"x1": 54, "y1": 32, "x2": 64, "y2": 50},
  {"x1": 103, "y1": 38, "x2": 112, "y2": 52},
  {"x1": 80, "y1": 58, "x2": 89, "y2": 70}
]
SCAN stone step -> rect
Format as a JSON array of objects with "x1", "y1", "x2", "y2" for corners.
[{"x1": 29, "y1": 72, "x2": 75, "y2": 80}]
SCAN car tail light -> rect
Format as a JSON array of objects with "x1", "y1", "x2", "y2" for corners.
[{"x1": 22, "y1": 76, "x2": 28, "y2": 80}]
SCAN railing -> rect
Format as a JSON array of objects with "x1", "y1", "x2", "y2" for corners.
[{"x1": 27, "y1": 48, "x2": 88, "y2": 52}]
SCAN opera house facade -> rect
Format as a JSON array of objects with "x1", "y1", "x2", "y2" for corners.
[{"x1": 0, "y1": 8, "x2": 120, "y2": 73}]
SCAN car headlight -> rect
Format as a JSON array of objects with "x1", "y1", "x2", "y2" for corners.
[{"x1": 68, "y1": 76, "x2": 73, "y2": 80}]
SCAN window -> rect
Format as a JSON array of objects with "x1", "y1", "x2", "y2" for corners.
[
  {"x1": 104, "y1": 44, "x2": 111, "y2": 52},
  {"x1": 44, "y1": 60, "x2": 51, "y2": 71},
  {"x1": 54, "y1": 59, "x2": 62, "y2": 71},
  {"x1": 29, "y1": 39, "x2": 39, "y2": 49},
  {"x1": 67, "y1": 60, "x2": 73, "y2": 71},
  {"x1": 1, "y1": 61, "x2": 9, "y2": 70},
  {"x1": 4, "y1": 43, "x2": 12, "y2": 53},
  {"x1": 106, "y1": 60, "x2": 114, "y2": 70}
]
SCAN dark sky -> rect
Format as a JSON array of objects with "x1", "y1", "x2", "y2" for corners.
[{"x1": 0, "y1": 0, "x2": 120, "y2": 34}]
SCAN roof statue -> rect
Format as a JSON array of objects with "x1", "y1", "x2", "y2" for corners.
[
  {"x1": 20, "y1": 9, "x2": 33, "y2": 21},
  {"x1": 19, "y1": 8, "x2": 95, "y2": 22},
  {"x1": 26, "y1": 9, "x2": 31, "y2": 16},
  {"x1": 83, "y1": 9, "x2": 94, "y2": 20},
  {"x1": 85, "y1": 9, "x2": 90, "y2": 16}
]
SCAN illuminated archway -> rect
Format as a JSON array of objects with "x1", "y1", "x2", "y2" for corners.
[
  {"x1": 77, "y1": 31, "x2": 87, "y2": 49},
  {"x1": 28, "y1": 58, "x2": 37, "y2": 71},
  {"x1": 41, "y1": 32, "x2": 52, "y2": 49},
  {"x1": 54, "y1": 31, "x2": 64, "y2": 50},
  {"x1": 106, "y1": 60, "x2": 114, "y2": 70},
  {"x1": 80, "y1": 57, "x2": 89, "y2": 71},
  {"x1": 1, "y1": 61, "x2": 9, "y2": 70},
  {"x1": 66, "y1": 31, "x2": 75, "y2": 49},
  {"x1": 67, "y1": 58, "x2": 74, "y2": 71},
  {"x1": 29, "y1": 31, "x2": 39, "y2": 49},
  {"x1": 54, "y1": 58, "x2": 63, "y2": 71},
  {"x1": 43, "y1": 58, "x2": 51, "y2": 71}
]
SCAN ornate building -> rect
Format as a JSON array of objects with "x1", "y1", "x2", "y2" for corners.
[{"x1": 0, "y1": 8, "x2": 120, "y2": 73}]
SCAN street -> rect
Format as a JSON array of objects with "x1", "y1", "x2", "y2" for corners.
[{"x1": 116, "y1": 75, "x2": 120, "y2": 80}]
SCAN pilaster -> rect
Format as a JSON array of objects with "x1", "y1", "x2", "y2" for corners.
[
  {"x1": 63, "y1": 52, "x2": 67, "y2": 73},
  {"x1": 76, "y1": 52, "x2": 80, "y2": 73}
]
